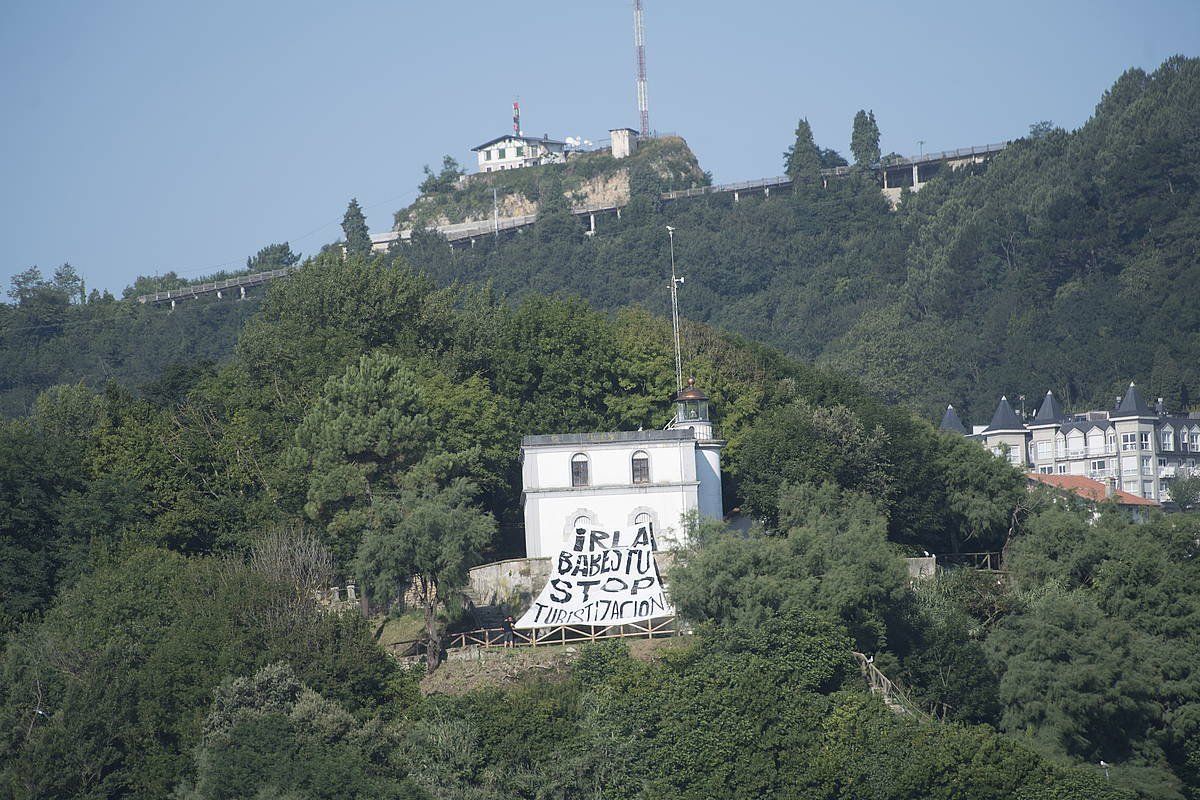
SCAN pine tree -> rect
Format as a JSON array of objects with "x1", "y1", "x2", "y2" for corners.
[
  {"x1": 246, "y1": 242, "x2": 301, "y2": 272},
  {"x1": 783, "y1": 118, "x2": 823, "y2": 180},
  {"x1": 341, "y1": 198, "x2": 372, "y2": 259},
  {"x1": 52, "y1": 263, "x2": 85, "y2": 304},
  {"x1": 850, "y1": 109, "x2": 881, "y2": 167}
]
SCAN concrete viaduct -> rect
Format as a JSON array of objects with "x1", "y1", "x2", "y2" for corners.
[{"x1": 137, "y1": 142, "x2": 1007, "y2": 306}]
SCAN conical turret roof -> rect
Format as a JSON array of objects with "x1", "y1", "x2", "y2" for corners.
[
  {"x1": 939, "y1": 404, "x2": 967, "y2": 435},
  {"x1": 984, "y1": 395, "x2": 1025, "y2": 433},
  {"x1": 1032, "y1": 390, "x2": 1066, "y2": 425},
  {"x1": 1113, "y1": 382, "x2": 1152, "y2": 417}
]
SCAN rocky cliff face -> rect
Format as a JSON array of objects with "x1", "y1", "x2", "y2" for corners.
[{"x1": 393, "y1": 136, "x2": 706, "y2": 230}]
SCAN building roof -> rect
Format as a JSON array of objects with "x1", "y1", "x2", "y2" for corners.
[
  {"x1": 1113, "y1": 382, "x2": 1153, "y2": 418},
  {"x1": 1031, "y1": 390, "x2": 1066, "y2": 425},
  {"x1": 1028, "y1": 473, "x2": 1159, "y2": 507},
  {"x1": 984, "y1": 395, "x2": 1026, "y2": 433},
  {"x1": 472, "y1": 134, "x2": 567, "y2": 151},
  {"x1": 522, "y1": 429, "x2": 695, "y2": 448},
  {"x1": 1059, "y1": 420, "x2": 1111, "y2": 435},
  {"x1": 939, "y1": 404, "x2": 967, "y2": 435},
  {"x1": 672, "y1": 377, "x2": 709, "y2": 403}
]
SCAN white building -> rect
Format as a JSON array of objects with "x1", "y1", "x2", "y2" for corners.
[
  {"x1": 609, "y1": 127, "x2": 640, "y2": 159},
  {"x1": 472, "y1": 134, "x2": 567, "y2": 173},
  {"x1": 520, "y1": 380, "x2": 724, "y2": 558},
  {"x1": 942, "y1": 382, "x2": 1200, "y2": 503}
]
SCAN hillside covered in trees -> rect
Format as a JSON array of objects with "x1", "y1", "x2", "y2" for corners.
[
  {"x1": 407, "y1": 57, "x2": 1200, "y2": 423},
  {"x1": 3, "y1": 56, "x2": 1200, "y2": 800},
  {"x1": 5, "y1": 59, "x2": 1196, "y2": 425},
  {"x1": 3, "y1": 249, "x2": 1200, "y2": 798}
]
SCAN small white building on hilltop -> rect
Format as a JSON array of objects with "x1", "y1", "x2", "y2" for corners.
[
  {"x1": 472, "y1": 134, "x2": 567, "y2": 173},
  {"x1": 520, "y1": 380, "x2": 724, "y2": 558}
]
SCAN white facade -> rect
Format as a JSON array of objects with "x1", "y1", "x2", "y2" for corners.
[
  {"x1": 520, "y1": 429, "x2": 724, "y2": 558},
  {"x1": 948, "y1": 384, "x2": 1200, "y2": 503},
  {"x1": 472, "y1": 135, "x2": 566, "y2": 173},
  {"x1": 609, "y1": 128, "x2": 639, "y2": 159}
]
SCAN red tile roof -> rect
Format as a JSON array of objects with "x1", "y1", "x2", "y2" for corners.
[{"x1": 1027, "y1": 473, "x2": 1159, "y2": 507}]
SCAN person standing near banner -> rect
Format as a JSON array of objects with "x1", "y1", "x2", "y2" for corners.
[{"x1": 501, "y1": 614, "x2": 516, "y2": 647}]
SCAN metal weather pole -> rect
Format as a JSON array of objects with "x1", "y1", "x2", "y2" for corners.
[
  {"x1": 634, "y1": 0, "x2": 650, "y2": 137},
  {"x1": 667, "y1": 226, "x2": 683, "y2": 392}
]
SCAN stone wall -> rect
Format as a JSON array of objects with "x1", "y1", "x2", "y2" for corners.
[
  {"x1": 905, "y1": 556, "x2": 937, "y2": 580},
  {"x1": 467, "y1": 557, "x2": 552, "y2": 609}
]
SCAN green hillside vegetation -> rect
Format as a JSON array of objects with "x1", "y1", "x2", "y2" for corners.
[
  {"x1": 3, "y1": 56, "x2": 1200, "y2": 800},
  {"x1": 410, "y1": 57, "x2": 1200, "y2": 422},
  {"x1": 3, "y1": 250, "x2": 1199, "y2": 797},
  {"x1": 395, "y1": 136, "x2": 709, "y2": 229},
  {"x1": 0, "y1": 243, "x2": 309, "y2": 416}
]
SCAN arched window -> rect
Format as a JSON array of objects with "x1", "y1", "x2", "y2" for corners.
[
  {"x1": 633, "y1": 511, "x2": 653, "y2": 534},
  {"x1": 571, "y1": 453, "x2": 589, "y2": 487},
  {"x1": 631, "y1": 450, "x2": 650, "y2": 484},
  {"x1": 573, "y1": 514, "x2": 592, "y2": 532}
]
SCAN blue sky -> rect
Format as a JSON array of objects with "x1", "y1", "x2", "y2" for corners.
[{"x1": 2, "y1": 1, "x2": 1197, "y2": 295}]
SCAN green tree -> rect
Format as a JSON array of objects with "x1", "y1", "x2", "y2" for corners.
[
  {"x1": 341, "y1": 198, "x2": 372, "y2": 259},
  {"x1": 180, "y1": 662, "x2": 426, "y2": 800},
  {"x1": 1169, "y1": 474, "x2": 1200, "y2": 510},
  {"x1": 51, "y1": 263, "x2": 85, "y2": 304},
  {"x1": 0, "y1": 547, "x2": 399, "y2": 798},
  {"x1": 7, "y1": 266, "x2": 47, "y2": 303},
  {"x1": 670, "y1": 483, "x2": 911, "y2": 652},
  {"x1": 355, "y1": 479, "x2": 496, "y2": 670},
  {"x1": 851, "y1": 109, "x2": 881, "y2": 166},
  {"x1": 418, "y1": 155, "x2": 464, "y2": 195},
  {"x1": 784, "y1": 117, "x2": 824, "y2": 180},
  {"x1": 289, "y1": 351, "x2": 506, "y2": 568},
  {"x1": 246, "y1": 242, "x2": 301, "y2": 271},
  {"x1": 735, "y1": 399, "x2": 892, "y2": 526}
]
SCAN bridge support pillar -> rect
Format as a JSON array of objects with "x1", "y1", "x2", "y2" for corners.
[
  {"x1": 764, "y1": 187, "x2": 770, "y2": 198},
  {"x1": 912, "y1": 164, "x2": 919, "y2": 188},
  {"x1": 616, "y1": 208, "x2": 621, "y2": 220},
  {"x1": 170, "y1": 299, "x2": 176, "y2": 311},
  {"x1": 589, "y1": 213, "x2": 595, "y2": 233},
  {"x1": 733, "y1": 191, "x2": 739, "y2": 203},
  {"x1": 216, "y1": 290, "x2": 222, "y2": 300},
  {"x1": 239, "y1": 285, "x2": 246, "y2": 300}
]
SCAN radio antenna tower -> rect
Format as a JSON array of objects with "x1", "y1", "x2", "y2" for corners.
[
  {"x1": 667, "y1": 226, "x2": 684, "y2": 392},
  {"x1": 513, "y1": 98, "x2": 520, "y2": 135},
  {"x1": 634, "y1": 0, "x2": 650, "y2": 137}
]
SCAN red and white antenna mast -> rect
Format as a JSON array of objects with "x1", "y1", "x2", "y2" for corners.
[
  {"x1": 513, "y1": 98, "x2": 521, "y2": 135},
  {"x1": 634, "y1": 0, "x2": 649, "y2": 137}
]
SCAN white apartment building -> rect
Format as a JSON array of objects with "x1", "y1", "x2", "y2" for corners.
[
  {"x1": 520, "y1": 380, "x2": 724, "y2": 558},
  {"x1": 941, "y1": 383, "x2": 1200, "y2": 503},
  {"x1": 472, "y1": 134, "x2": 566, "y2": 173}
]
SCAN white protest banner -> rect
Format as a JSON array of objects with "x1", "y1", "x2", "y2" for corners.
[{"x1": 515, "y1": 524, "x2": 674, "y2": 628}]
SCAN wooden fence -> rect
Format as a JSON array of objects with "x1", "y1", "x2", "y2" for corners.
[
  {"x1": 853, "y1": 652, "x2": 951, "y2": 721},
  {"x1": 938, "y1": 551, "x2": 1004, "y2": 571},
  {"x1": 446, "y1": 616, "x2": 681, "y2": 649}
]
